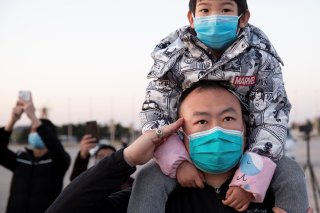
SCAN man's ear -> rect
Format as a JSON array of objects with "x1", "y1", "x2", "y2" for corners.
[
  {"x1": 239, "y1": 10, "x2": 250, "y2": 29},
  {"x1": 188, "y1": 11, "x2": 195, "y2": 28}
]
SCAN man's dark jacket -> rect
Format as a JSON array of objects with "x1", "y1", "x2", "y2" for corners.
[{"x1": 46, "y1": 149, "x2": 274, "y2": 213}]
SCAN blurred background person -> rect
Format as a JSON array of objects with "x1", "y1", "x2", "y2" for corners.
[
  {"x1": 69, "y1": 134, "x2": 133, "y2": 190},
  {"x1": 284, "y1": 129, "x2": 297, "y2": 160},
  {"x1": 69, "y1": 134, "x2": 115, "y2": 180},
  {"x1": 0, "y1": 92, "x2": 70, "y2": 213}
]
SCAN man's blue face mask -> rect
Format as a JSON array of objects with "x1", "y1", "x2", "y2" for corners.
[
  {"x1": 187, "y1": 126, "x2": 243, "y2": 174},
  {"x1": 28, "y1": 132, "x2": 46, "y2": 149},
  {"x1": 193, "y1": 15, "x2": 241, "y2": 50}
]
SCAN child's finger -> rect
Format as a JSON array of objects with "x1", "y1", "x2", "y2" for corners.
[
  {"x1": 163, "y1": 118, "x2": 184, "y2": 137},
  {"x1": 222, "y1": 195, "x2": 235, "y2": 206},
  {"x1": 227, "y1": 199, "x2": 241, "y2": 208},
  {"x1": 195, "y1": 176, "x2": 204, "y2": 188},
  {"x1": 198, "y1": 171, "x2": 205, "y2": 182},
  {"x1": 179, "y1": 180, "x2": 187, "y2": 187},
  {"x1": 225, "y1": 187, "x2": 233, "y2": 199},
  {"x1": 192, "y1": 180, "x2": 198, "y2": 188},
  {"x1": 237, "y1": 203, "x2": 250, "y2": 212},
  {"x1": 184, "y1": 181, "x2": 193, "y2": 188}
]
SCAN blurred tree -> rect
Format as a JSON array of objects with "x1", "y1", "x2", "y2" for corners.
[
  {"x1": 11, "y1": 126, "x2": 30, "y2": 144},
  {"x1": 115, "y1": 123, "x2": 129, "y2": 141},
  {"x1": 99, "y1": 125, "x2": 110, "y2": 139}
]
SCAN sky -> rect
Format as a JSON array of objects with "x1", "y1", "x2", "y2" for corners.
[{"x1": 0, "y1": 0, "x2": 320, "y2": 128}]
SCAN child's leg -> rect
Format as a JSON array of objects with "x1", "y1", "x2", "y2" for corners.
[
  {"x1": 271, "y1": 156, "x2": 309, "y2": 213},
  {"x1": 127, "y1": 160, "x2": 177, "y2": 213}
]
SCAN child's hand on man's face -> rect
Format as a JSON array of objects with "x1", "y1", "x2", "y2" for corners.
[
  {"x1": 176, "y1": 161, "x2": 205, "y2": 188},
  {"x1": 222, "y1": 186, "x2": 254, "y2": 212}
]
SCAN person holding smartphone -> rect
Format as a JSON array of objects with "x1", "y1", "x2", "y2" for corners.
[
  {"x1": 0, "y1": 91, "x2": 70, "y2": 213},
  {"x1": 69, "y1": 134, "x2": 117, "y2": 181},
  {"x1": 69, "y1": 124, "x2": 134, "y2": 191}
]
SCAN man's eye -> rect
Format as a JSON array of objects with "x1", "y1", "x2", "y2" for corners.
[
  {"x1": 196, "y1": 120, "x2": 208, "y2": 125},
  {"x1": 223, "y1": 117, "x2": 235, "y2": 122}
]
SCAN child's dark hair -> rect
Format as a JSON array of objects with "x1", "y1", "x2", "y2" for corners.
[{"x1": 189, "y1": 0, "x2": 248, "y2": 15}]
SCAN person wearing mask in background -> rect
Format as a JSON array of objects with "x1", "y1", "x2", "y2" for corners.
[
  {"x1": 0, "y1": 93, "x2": 70, "y2": 213},
  {"x1": 70, "y1": 135, "x2": 116, "y2": 180},
  {"x1": 70, "y1": 135, "x2": 134, "y2": 190}
]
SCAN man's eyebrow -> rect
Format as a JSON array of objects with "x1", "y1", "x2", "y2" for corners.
[
  {"x1": 220, "y1": 107, "x2": 238, "y2": 115},
  {"x1": 192, "y1": 111, "x2": 211, "y2": 117}
]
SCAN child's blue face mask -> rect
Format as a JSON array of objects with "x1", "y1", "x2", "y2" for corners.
[
  {"x1": 28, "y1": 132, "x2": 46, "y2": 149},
  {"x1": 193, "y1": 15, "x2": 240, "y2": 50},
  {"x1": 188, "y1": 127, "x2": 243, "y2": 174}
]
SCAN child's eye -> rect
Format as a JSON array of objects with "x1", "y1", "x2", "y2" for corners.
[
  {"x1": 223, "y1": 117, "x2": 235, "y2": 122},
  {"x1": 199, "y1": 9, "x2": 209, "y2": 13},
  {"x1": 196, "y1": 120, "x2": 208, "y2": 125},
  {"x1": 222, "y1": 9, "x2": 232, "y2": 14}
]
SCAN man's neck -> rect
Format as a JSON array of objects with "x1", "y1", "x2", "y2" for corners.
[{"x1": 204, "y1": 169, "x2": 235, "y2": 188}]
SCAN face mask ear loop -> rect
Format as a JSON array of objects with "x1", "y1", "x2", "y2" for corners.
[
  {"x1": 177, "y1": 129, "x2": 187, "y2": 141},
  {"x1": 237, "y1": 13, "x2": 244, "y2": 35},
  {"x1": 192, "y1": 14, "x2": 196, "y2": 22}
]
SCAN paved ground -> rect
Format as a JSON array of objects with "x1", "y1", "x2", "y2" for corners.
[{"x1": 1, "y1": 134, "x2": 320, "y2": 212}]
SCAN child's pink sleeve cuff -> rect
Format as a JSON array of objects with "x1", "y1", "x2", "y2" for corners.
[
  {"x1": 229, "y1": 152, "x2": 276, "y2": 203},
  {"x1": 154, "y1": 133, "x2": 190, "y2": 178}
]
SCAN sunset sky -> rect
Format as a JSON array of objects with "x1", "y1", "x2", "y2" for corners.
[{"x1": 1, "y1": 0, "x2": 319, "y2": 128}]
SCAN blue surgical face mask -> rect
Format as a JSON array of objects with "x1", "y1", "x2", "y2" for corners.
[
  {"x1": 188, "y1": 127, "x2": 243, "y2": 174},
  {"x1": 193, "y1": 15, "x2": 240, "y2": 50},
  {"x1": 28, "y1": 132, "x2": 46, "y2": 149}
]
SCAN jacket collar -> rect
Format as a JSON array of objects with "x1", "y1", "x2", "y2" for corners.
[{"x1": 147, "y1": 24, "x2": 283, "y2": 79}]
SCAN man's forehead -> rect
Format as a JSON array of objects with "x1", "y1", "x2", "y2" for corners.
[
  {"x1": 191, "y1": 106, "x2": 238, "y2": 117},
  {"x1": 180, "y1": 87, "x2": 241, "y2": 114}
]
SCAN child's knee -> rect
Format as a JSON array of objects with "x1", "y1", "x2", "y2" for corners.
[
  {"x1": 135, "y1": 161, "x2": 163, "y2": 181},
  {"x1": 135, "y1": 160, "x2": 177, "y2": 191}
]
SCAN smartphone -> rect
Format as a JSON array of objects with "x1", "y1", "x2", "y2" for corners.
[
  {"x1": 85, "y1": 121, "x2": 100, "y2": 140},
  {"x1": 18, "y1": 90, "x2": 31, "y2": 101}
]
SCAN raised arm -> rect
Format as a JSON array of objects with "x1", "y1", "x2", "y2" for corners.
[
  {"x1": 0, "y1": 103, "x2": 23, "y2": 171},
  {"x1": 46, "y1": 118, "x2": 183, "y2": 213},
  {"x1": 69, "y1": 135, "x2": 96, "y2": 181},
  {"x1": 21, "y1": 95, "x2": 70, "y2": 173}
]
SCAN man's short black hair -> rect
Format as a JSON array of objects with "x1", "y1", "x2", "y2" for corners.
[
  {"x1": 189, "y1": 0, "x2": 248, "y2": 15},
  {"x1": 95, "y1": 144, "x2": 116, "y2": 156},
  {"x1": 177, "y1": 81, "x2": 230, "y2": 117}
]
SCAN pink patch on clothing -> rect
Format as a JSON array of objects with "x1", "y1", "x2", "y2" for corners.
[
  {"x1": 230, "y1": 152, "x2": 276, "y2": 203},
  {"x1": 154, "y1": 133, "x2": 190, "y2": 178}
]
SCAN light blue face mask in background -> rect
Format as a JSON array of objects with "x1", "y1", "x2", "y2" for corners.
[
  {"x1": 194, "y1": 15, "x2": 240, "y2": 50},
  {"x1": 188, "y1": 126, "x2": 243, "y2": 174},
  {"x1": 28, "y1": 132, "x2": 46, "y2": 149}
]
